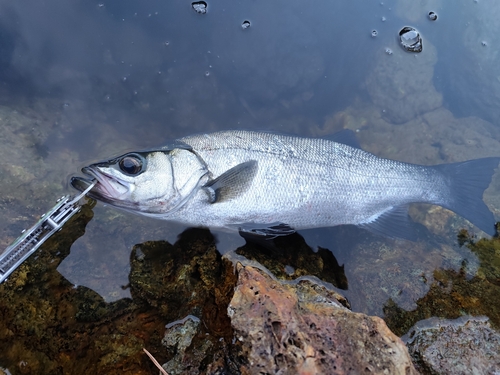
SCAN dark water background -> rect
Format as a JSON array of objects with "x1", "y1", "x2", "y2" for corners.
[{"x1": 1, "y1": 0, "x2": 500, "y2": 372}]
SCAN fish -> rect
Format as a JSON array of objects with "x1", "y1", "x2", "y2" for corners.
[{"x1": 71, "y1": 130, "x2": 500, "y2": 240}]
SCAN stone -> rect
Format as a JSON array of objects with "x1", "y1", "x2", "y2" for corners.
[
  {"x1": 402, "y1": 316, "x2": 500, "y2": 375},
  {"x1": 228, "y1": 264, "x2": 418, "y2": 375}
]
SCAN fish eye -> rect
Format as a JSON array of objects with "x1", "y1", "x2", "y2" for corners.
[{"x1": 119, "y1": 154, "x2": 143, "y2": 175}]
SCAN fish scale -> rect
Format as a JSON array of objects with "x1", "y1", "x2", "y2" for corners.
[
  {"x1": 71, "y1": 130, "x2": 500, "y2": 239},
  {"x1": 172, "y1": 132, "x2": 449, "y2": 230}
]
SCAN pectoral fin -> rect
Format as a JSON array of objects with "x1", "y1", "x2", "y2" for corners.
[{"x1": 203, "y1": 160, "x2": 258, "y2": 203}]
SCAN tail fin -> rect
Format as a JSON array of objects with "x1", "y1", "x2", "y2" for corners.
[{"x1": 434, "y1": 157, "x2": 500, "y2": 236}]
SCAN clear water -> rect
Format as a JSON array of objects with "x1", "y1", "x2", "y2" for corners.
[{"x1": 1, "y1": 0, "x2": 500, "y2": 372}]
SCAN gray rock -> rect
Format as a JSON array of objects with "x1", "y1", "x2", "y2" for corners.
[{"x1": 402, "y1": 316, "x2": 500, "y2": 375}]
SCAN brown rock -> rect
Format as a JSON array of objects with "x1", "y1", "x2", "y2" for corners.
[{"x1": 229, "y1": 265, "x2": 417, "y2": 375}]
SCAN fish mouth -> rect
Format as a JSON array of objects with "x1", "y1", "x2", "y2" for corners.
[{"x1": 70, "y1": 166, "x2": 130, "y2": 206}]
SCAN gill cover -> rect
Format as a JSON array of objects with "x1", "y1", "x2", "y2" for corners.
[{"x1": 81, "y1": 147, "x2": 209, "y2": 215}]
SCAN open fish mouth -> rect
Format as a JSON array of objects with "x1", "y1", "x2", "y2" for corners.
[{"x1": 70, "y1": 167, "x2": 129, "y2": 205}]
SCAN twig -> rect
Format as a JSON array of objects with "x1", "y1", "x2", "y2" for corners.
[{"x1": 143, "y1": 348, "x2": 169, "y2": 375}]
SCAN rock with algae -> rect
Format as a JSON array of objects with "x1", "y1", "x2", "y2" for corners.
[
  {"x1": 128, "y1": 228, "x2": 240, "y2": 375},
  {"x1": 0, "y1": 202, "x2": 166, "y2": 375},
  {"x1": 383, "y1": 228, "x2": 500, "y2": 338},
  {"x1": 0, "y1": 219, "x2": 240, "y2": 374},
  {"x1": 8, "y1": 209, "x2": 491, "y2": 374}
]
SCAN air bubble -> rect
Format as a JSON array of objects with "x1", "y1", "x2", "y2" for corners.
[
  {"x1": 242, "y1": 20, "x2": 251, "y2": 29},
  {"x1": 399, "y1": 26, "x2": 422, "y2": 53},
  {"x1": 192, "y1": 1, "x2": 207, "y2": 14},
  {"x1": 371, "y1": 29, "x2": 378, "y2": 37},
  {"x1": 385, "y1": 48, "x2": 393, "y2": 55},
  {"x1": 481, "y1": 41, "x2": 487, "y2": 47},
  {"x1": 205, "y1": 71, "x2": 210, "y2": 77},
  {"x1": 428, "y1": 11, "x2": 438, "y2": 21},
  {"x1": 164, "y1": 41, "x2": 170, "y2": 46},
  {"x1": 381, "y1": 16, "x2": 386, "y2": 22}
]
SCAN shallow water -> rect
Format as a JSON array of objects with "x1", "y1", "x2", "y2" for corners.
[{"x1": 0, "y1": 0, "x2": 500, "y2": 373}]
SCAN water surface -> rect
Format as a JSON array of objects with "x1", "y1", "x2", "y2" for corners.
[{"x1": 1, "y1": 0, "x2": 500, "y2": 372}]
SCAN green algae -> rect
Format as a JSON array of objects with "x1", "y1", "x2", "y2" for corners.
[{"x1": 383, "y1": 227, "x2": 500, "y2": 337}]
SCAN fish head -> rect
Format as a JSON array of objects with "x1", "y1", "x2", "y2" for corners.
[{"x1": 71, "y1": 147, "x2": 208, "y2": 215}]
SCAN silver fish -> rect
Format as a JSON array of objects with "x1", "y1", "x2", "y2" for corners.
[{"x1": 71, "y1": 130, "x2": 500, "y2": 239}]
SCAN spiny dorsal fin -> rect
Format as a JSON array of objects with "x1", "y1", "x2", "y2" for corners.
[{"x1": 203, "y1": 160, "x2": 258, "y2": 203}]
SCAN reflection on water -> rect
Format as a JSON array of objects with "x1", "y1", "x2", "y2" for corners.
[{"x1": 0, "y1": 0, "x2": 500, "y2": 372}]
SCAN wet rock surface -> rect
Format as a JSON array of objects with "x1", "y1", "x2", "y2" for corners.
[
  {"x1": 0, "y1": 216, "x2": 238, "y2": 374},
  {"x1": 0, "y1": 213, "x2": 424, "y2": 375},
  {"x1": 128, "y1": 229, "x2": 240, "y2": 375},
  {"x1": 402, "y1": 316, "x2": 500, "y2": 375},
  {"x1": 0, "y1": 203, "x2": 162, "y2": 375},
  {"x1": 229, "y1": 264, "x2": 418, "y2": 375}
]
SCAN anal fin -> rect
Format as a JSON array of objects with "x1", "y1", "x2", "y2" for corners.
[{"x1": 358, "y1": 205, "x2": 417, "y2": 241}]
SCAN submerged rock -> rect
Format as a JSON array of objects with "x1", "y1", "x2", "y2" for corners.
[
  {"x1": 228, "y1": 264, "x2": 418, "y2": 375},
  {"x1": 441, "y1": 1, "x2": 500, "y2": 126},
  {"x1": 383, "y1": 228, "x2": 500, "y2": 337},
  {"x1": 402, "y1": 316, "x2": 500, "y2": 374},
  {"x1": 365, "y1": 39, "x2": 442, "y2": 124},
  {"x1": 5, "y1": 210, "x2": 497, "y2": 374}
]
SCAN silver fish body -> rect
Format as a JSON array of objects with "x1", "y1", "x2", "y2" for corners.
[{"x1": 71, "y1": 130, "x2": 500, "y2": 238}]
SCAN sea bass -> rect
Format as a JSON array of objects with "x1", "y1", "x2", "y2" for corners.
[{"x1": 71, "y1": 130, "x2": 500, "y2": 239}]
